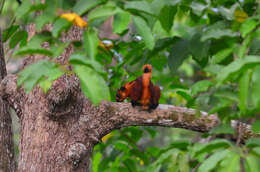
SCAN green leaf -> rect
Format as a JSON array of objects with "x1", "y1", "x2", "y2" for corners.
[
  {"x1": 168, "y1": 39, "x2": 190, "y2": 73},
  {"x1": 158, "y1": 5, "x2": 177, "y2": 32},
  {"x1": 238, "y1": 70, "x2": 251, "y2": 114},
  {"x1": 15, "y1": 0, "x2": 32, "y2": 19},
  {"x1": 245, "y1": 154, "x2": 260, "y2": 172},
  {"x1": 35, "y1": 0, "x2": 57, "y2": 31},
  {"x1": 150, "y1": 0, "x2": 166, "y2": 16},
  {"x1": 218, "y1": 152, "x2": 240, "y2": 172},
  {"x1": 114, "y1": 142, "x2": 130, "y2": 152},
  {"x1": 252, "y1": 147, "x2": 260, "y2": 157},
  {"x1": 124, "y1": 1, "x2": 153, "y2": 15},
  {"x1": 250, "y1": 38, "x2": 260, "y2": 55},
  {"x1": 130, "y1": 149, "x2": 149, "y2": 165},
  {"x1": 9, "y1": 31, "x2": 28, "y2": 49},
  {"x1": 15, "y1": 47, "x2": 53, "y2": 56},
  {"x1": 176, "y1": 90, "x2": 193, "y2": 102},
  {"x1": 123, "y1": 159, "x2": 137, "y2": 172},
  {"x1": 35, "y1": 14, "x2": 55, "y2": 32},
  {"x1": 190, "y1": 2, "x2": 207, "y2": 16},
  {"x1": 252, "y1": 66, "x2": 260, "y2": 110},
  {"x1": 218, "y1": 3, "x2": 238, "y2": 20},
  {"x1": 209, "y1": 124, "x2": 235, "y2": 135},
  {"x1": 133, "y1": 16, "x2": 155, "y2": 50},
  {"x1": 14, "y1": 33, "x2": 53, "y2": 56},
  {"x1": 50, "y1": 42, "x2": 70, "y2": 58},
  {"x1": 113, "y1": 11, "x2": 131, "y2": 34},
  {"x1": 189, "y1": 33, "x2": 210, "y2": 61},
  {"x1": 191, "y1": 80, "x2": 212, "y2": 96},
  {"x1": 52, "y1": 18, "x2": 71, "y2": 38},
  {"x1": 2, "y1": 25, "x2": 19, "y2": 42},
  {"x1": 252, "y1": 120, "x2": 260, "y2": 134},
  {"x1": 168, "y1": 151, "x2": 179, "y2": 172},
  {"x1": 216, "y1": 56, "x2": 260, "y2": 85},
  {"x1": 240, "y1": 19, "x2": 257, "y2": 38},
  {"x1": 83, "y1": 29, "x2": 99, "y2": 60},
  {"x1": 211, "y1": 48, "x2": 233, "y2": 64},
  {"x1": 198, "y1": 149, "x2": 230, "y2": 172},
  {"x1": 39, "y1": 79, "x2": 52, "y2": 94},
  {"x1": 152, "y1": 37, "x2": 178, "y2": 53},
  {"x1": 246, "y1": 138, "x2": 260, "y2": 148},
  {"x1": 178, "y1": 153, "x2": 189, "y2": 172},
  {"x1": 17, "y1": 60, "x2": 62, "y2": 93},
  {"x1": 73, "y1": 64, "x2": 110, "y2": 105},
  {"x1": 146, "y1": 149, "x2": 179, "y2": 172},
  {"x1": 238, "y1": 34, "x2": 254, "y2": 59},
  {"x1": 146, "y1": 147, "x2": 160, "y2": 157},
  {"x1": 144, "y1": 128, "x2": 157, "y2": 138},
  {"x1": 195, "y1": 139, "x2": 231, "y2": 157},
  {"x1": 39, "y1": 67, "x2": 63, "y2": 93},
  {"x1": 88, "y1": 5, "x2": 118, "y2": 23},
  {"x1": 201, "y1": 29, "x2": 237, "y2": 41},
  {"x1": 169, "y1": 140, "x2": 191, "y2": 150},
  {"x1": 92, "y1": 152, "x2": 102, "y2": 172},
  {"x1": 73, "y1": 0, "x2": 103, "y2": 16},
  {"x1": 69, "y1": 52, "x2": 105, "y2": 75}
]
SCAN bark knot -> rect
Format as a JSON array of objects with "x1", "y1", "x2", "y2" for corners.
[
  {"x1": 46, "y1": 75, "x2": 81, "y2": 119},
  {"x1": 67, "y1": 142, "x2": 87, "y2": 170}
]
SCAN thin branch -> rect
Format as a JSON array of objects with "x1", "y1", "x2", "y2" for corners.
[{"x1": 0, "y1": 28, "x2": 7, "y2": 79}]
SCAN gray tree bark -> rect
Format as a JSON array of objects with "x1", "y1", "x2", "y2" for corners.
[{"x1": 0, "y1": 29, "x2": 16, "y2": 172}]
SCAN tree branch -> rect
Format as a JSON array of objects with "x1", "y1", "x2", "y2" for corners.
[
  {"x1": 95, "y1": 101, "x2": 259, "y2": 143},
  {"x1": 1, "y1": 73, "x2": 258, "y2": 145}
]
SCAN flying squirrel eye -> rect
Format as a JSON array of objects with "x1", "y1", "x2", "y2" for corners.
[
  {"x1": 120, "y1": 86, "x2": 126, "y2": 91},
  {"x1": 144, "y1": 67, "x2": 150, "y2": 73}
]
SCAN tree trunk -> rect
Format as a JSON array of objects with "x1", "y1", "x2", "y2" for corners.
[{"x1": 0, "y1": 29, "x2": 16, "y2": 172}]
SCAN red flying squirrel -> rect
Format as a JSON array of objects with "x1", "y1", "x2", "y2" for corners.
[{"x1": 116, "y1": 64, "x2": 161, "y2": 110}]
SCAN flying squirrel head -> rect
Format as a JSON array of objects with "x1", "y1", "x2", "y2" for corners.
[
  {"x1": 116, "y1": 81, "x2": 134, "y2": 102},
  {"x1": 142, "y1": 64, "x2": 152, "y2": 73}
]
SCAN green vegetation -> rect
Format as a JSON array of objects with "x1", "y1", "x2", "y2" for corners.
[{"x1": 1, "y1": 0, "x2": 260, "y2": 171}]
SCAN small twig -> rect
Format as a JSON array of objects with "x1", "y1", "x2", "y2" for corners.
[
  {"x1": 0, "y1": 28, "x2": 7, "y2": 79},
  {"x1": 236, "y1": 122, "x2": 242, "y2": 146}
]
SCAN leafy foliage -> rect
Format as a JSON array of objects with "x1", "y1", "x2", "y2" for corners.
[{"x1": 2, "y1": 0, "x2": 260, "y2": 171}]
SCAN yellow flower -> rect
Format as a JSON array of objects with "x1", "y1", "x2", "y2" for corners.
[
  {"x1": 136, "y1": 157, "x2": 144, "y2": 166},
  {"x1": 101, "y1": 132, "x2": 114, "y2": 142},
  {"x1": 60, "y1": 13, "x2": 88, "y2": 28}
]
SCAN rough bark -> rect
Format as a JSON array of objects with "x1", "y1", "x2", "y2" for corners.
[
  {"x1": 0, "y1": 73, "x2": 259, "y2": 171},
  {"x1": 0, "y1": 29, "x2": 16, "y2": 172}
]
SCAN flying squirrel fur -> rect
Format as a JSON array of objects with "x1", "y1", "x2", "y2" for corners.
[{"x1": 116, "y1": 64, "x2": 161, "y2": 110}]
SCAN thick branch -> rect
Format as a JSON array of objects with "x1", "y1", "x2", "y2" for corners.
[{"x1": 95, "y1": 102, "x2": 259, "y2": 143}]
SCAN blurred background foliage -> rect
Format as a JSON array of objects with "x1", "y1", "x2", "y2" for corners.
[{"x1": 1, "y1": 0, "x2": 260, "y2": 171}]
